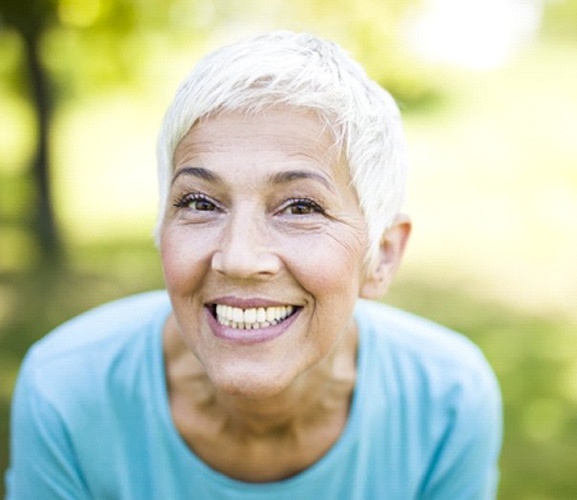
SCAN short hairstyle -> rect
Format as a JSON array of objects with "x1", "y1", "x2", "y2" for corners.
[{"x1": 155, "y1": 31, "x2": 408, "y2": 265}]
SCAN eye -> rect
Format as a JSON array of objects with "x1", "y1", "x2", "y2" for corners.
[
  {"x1": 280, "y1": 198, "x2": 325, "y2": 216},
  {"x1": 173, "y1": 193, "x2": 220, "y2": 212}
]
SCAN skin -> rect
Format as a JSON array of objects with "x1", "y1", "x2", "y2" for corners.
[{"x1": 160, "y1": 107, "x2": 410, "y2": 482}]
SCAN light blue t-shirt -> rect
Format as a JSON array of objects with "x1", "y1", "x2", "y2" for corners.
[{"x1": 6, "y1": 291, "x2": 502, "y2": 499}]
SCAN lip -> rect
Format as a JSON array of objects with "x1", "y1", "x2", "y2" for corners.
[
  {"x1": 207, "y1": 296, "x2": 294, "y2": 309},
  {"x1": 204, "y1": 304, "x2": 301, "y2": 345}
]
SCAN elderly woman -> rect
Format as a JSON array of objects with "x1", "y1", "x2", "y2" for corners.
[{"x1": 7, "y1": 32, "x2": 502, "y2": 498}]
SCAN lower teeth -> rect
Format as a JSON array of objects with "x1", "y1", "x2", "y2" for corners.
[{"x1": 223, "y1": 319, "x2": 278, "y2": 330}]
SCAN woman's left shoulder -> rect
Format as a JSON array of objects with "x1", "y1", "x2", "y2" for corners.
[{"x1": 354, "y1": 298, "x2": 499, "y2": 394}]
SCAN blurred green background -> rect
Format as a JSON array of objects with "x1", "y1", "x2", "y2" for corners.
[{"x1": 1, "y1": 0, "x2": 577, "y2": 497}]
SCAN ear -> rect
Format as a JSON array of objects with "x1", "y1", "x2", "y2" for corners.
[{"x1": 360, "y1": 214, "x2": 411, "y2": 299}]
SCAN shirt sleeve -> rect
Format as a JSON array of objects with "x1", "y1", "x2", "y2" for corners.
[
  {"x1": 418, "y1": 366, "x2": 503, "y2": 500},
  {"x1": 5, "y1": 357, "x2": 90, "y2": 499}
]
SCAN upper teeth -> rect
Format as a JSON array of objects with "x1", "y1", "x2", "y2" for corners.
[{"x1": 215, "y1": 304, "x2": 295, "y2": 330}]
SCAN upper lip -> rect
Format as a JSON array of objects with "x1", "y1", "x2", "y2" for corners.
[{"x1": 206, "y1": 296, "x2": 299, "y2": 309}]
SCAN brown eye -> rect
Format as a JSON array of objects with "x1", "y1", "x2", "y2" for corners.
[
  {"x1": 174, "y1": 193, "x2": 220, "y2": 212},
  {"x1": 190, "y1": 198, "x2": 217, "y2": 211},
  {"x1": 282, "y1": 198, "x2": 324, "y2": 215}
]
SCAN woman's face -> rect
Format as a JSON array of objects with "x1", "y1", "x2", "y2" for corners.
[{"x1": 160, "y1": 107, "x2": 377, "y2": 398}]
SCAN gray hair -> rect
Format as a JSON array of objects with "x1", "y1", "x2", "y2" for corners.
[{"x1": 155, "y1": 31, "x2": 408, "y2": 265}]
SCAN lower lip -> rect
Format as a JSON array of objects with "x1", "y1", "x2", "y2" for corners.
[{"x1": 205, "y1": 307, "x2": 301, "y2": 345}]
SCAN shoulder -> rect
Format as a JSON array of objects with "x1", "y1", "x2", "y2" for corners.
[
  {"x1": 355, "y1": 298, "x2": 500, "y2": 411},
  {"x1": 354, "y1": 300, "x2": 502, "y2": 496},
  {"x1": 8, "y1": 291, "x2": 172, "y2": 496},
  {"x1": 356, "y1": 299, "x2": 494, "y2": 373},
  {"x1": 29, "y1": 290, "x2": 169, "y2": 358},
  {"x1": 18, "y1": 290, "x2": 171, "y2": 404}
]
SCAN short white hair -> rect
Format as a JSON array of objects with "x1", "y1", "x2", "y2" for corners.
[{"x1": 155, "y1": 31, "x2": 408, "y2": 264}]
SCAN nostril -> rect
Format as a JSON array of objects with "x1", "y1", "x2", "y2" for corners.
[{"x1": 211, "y1": 245, "x2": 282, "y2": 278}]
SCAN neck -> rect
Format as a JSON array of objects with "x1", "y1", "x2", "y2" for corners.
[
  {"x1": 218, "y1": 357, "x2": 356, "y2": 437},
  {"x1": 164, "y1": 315, "x2": 358, "y2": 439}
]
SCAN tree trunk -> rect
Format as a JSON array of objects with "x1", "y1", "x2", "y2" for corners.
[{"x1": 21, "y1": 31, "x2": 64, "y2": 265}]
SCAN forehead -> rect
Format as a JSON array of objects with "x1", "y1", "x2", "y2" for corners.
[{"x1": 173, "y1": 107, "x2": 349, "y2": 184}]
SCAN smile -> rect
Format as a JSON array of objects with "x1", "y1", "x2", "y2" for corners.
[{"x1": 214, "y1": 304, "x2": 297, "y2": 330}]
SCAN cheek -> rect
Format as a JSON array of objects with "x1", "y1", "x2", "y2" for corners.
[
  {"x1": 287, "y1": 230, "x2": 366, "y2": 297},
  {"x1": 160, "y1": 229, "x2": 211, "y2": 293}
]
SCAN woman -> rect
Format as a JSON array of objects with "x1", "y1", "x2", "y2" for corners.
[{"x1": 7, "y1": 32, "x2": 502, "y2": 498}]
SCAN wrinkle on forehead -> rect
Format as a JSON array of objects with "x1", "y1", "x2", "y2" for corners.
[{"x1": 174, "y1": 106, "x2": 342, "y2": 164}]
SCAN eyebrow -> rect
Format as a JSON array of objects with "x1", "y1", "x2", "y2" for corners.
[
  {"x1": 171, "y1": 166, "x2": 336, "y2": 193},
  {"x1": 268, "y1": 170, "x2": 336, "y2": 192},
  {"x1": 171, "y1": 166, "x2": 222, "y2": 185}
]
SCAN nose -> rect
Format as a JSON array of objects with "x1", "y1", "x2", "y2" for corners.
[{"x1": 211, "y1": 211, "x2": 281, "y2": 279}]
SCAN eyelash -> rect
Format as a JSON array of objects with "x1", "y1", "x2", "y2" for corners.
[
  {"x1": 173, "y1": 193, "x2": 325, "y2": 216},
  {"x1": 173, "y1": 193, "x2": 220, "y2": 212},
  {"x1": 280, "y1": 197, "x2": 325, "y2": 215}
]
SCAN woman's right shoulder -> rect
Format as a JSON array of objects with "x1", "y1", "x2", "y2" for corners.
[{"x1": 20, "y1": 290, "x2": 171, "y2": 391}]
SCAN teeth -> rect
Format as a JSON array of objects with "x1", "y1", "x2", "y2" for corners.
[
  {"x1": 244, "y1": 308, "x2": 257, "y2": 324},
  {"x1": 256, "y1": 308, "x2": 266, "y2": 322},
  {"x1": 266, "y1": 307, "x2": 276, "y2": 323},
  {"x1": 215, "y1": 304, "x2": 295, "y2": 330}
]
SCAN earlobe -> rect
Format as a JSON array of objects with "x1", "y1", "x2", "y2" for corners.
[{"x1": 360, "y1": 215, "x2": 411, "y2": 299}]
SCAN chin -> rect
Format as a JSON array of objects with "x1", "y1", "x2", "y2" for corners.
[{"x1": 210, "y1": 366, "x2": 297, "y2": 401}]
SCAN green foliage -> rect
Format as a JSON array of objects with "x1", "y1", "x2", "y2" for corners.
[
  {"x1": 0, "y1": 0, "x2": 58, "y2": 38},
  {"x1": 542, "y1": 0, "x2": 577, "y2": 40}
]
